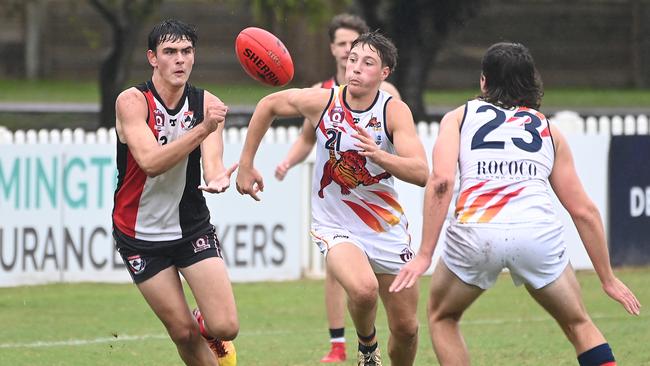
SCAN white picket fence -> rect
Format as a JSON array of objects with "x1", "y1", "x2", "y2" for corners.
[{"x1": 0, "y1": 112, "x2": 648, "y2": 145}]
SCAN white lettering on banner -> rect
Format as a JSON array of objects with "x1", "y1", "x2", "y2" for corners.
[{"x1": 629, "y1": 186, "x2": 650, "y2": 217}]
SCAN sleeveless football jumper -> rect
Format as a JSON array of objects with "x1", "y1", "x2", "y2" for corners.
[
  {"x1": 310, "y1": 86, "x2": 412, "y2": 270},
  {"x1": 113, "y1": 80, "x2": 212, "y2": 248},
  {"x1": 444, "y1": 99, "x2": 567, "y2": 289}
]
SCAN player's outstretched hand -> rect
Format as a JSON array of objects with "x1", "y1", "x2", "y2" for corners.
[
  {"x1": 199, "y1": 163, "x2": 238, "y2": 194},
  {"x1": 389, "y1": 254, "x2": 431, "y2": 293},
  {"x1": 602, "y1": 277, "x2": 641, "y2": 315},
  {"x1": 275, "y1": 160, "x2": 290, "y2": 181},
  {"x1": 236, "y1": 165, "x2": 264, "y2": 201}
]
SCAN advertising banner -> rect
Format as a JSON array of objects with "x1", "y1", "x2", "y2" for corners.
[{"x1": 608, "y1": 135, "x2": 650, "y2": 266}]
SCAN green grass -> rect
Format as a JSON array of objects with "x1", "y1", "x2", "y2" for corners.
[
  {"x1": 0, "y1": 268, "x2": 648, "y2": 365},
  {"x1": 3, "y1": 79, "x2": 650, "y2": 108}
]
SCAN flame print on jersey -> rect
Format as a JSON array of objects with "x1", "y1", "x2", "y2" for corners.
[
  {"x1": 455, "y1": 180, "x2": 489, "y2": 216},
  {"x1": 342, "y1": 200, "x2": 385, "y2": 232},
  {"x1": 457, "y1": 184, "x2": 526, "y2": 223},
  {"x1": 361, "y1": 199, "x2": 400, "y2": 226},
  {"x1": 371, "y1": 190, "x2": 404, "y2": 214},
  {"x1": 318, "y1": 149, "x2": 391, "y2": 198},
  {"x1": 477, "y1": 186, "x2": 525, "y2": 223}
]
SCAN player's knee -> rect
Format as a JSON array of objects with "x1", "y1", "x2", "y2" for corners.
[
  {"x1": 347, "y1": 280, "x2": 378, "y2": 306},
  {"x1": 168, "y1": 319, "x2": 202, "y2": 346},
  {"x1": 428, "y1": 302, "x2": 463, "y2": 324},
  {"x1": 204, "y1": 317, "x2": 240, "y2": 341},
  {"x1": 389, "y1": 319, "x2": 419, "y2": 341}
]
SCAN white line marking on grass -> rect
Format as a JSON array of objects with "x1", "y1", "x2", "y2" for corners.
[
  {"x1": 0, "y1": 334, "x2": 167, "y2": 349},
  {"x1": 0, "y1": 313, "x2": 642, "y2": 349}
]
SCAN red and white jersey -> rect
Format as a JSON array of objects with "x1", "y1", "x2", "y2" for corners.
[
  {"x1": 311, "y1": 85, "x2": 410, "y2": 243},
  {"x1": 112, "y1": 81, "x2": 212, "y2": 244},
  {"x1": 455, "y1": 99, "x2": 557, "y2": 224}
]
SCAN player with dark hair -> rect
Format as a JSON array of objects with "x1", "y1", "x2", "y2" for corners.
[
  {"x1": 112, "y1": 19, "x2": 238, "y2": 366},
  {"x1": 274, "y1": 14, "x2": 400, "y2": 363},
  {"x1": 390, "y1": 42, "x2": 641, "y2": 366},
  {"x1": 238, "y1": 31, "x2": 428, "y2": 366}
]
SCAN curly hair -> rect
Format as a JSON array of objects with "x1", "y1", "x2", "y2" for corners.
[{"x1": 479, "y1": 42, "x2": 543, "y2": 110}]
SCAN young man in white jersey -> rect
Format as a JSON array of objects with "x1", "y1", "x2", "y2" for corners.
[
  {"x1": 112, "y1": 19, "x2": 238, "y2": 366},
  {"x1": 390, "y1": 42, "x2": 641, "y2": 366},
  {"x1": 237, "y1": 31, "x2": 428, "y2": 366},
  {"x1": 273, "y1": 14, "x2": 400, "y2": 364}
]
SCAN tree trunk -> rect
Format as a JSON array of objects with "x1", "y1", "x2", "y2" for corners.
[
  {"x1": 388, "y1": 1, "x2": 439, "y2": 122},
  {"x1": 98, "y1": 23, "x2": 139, "y2": 127},
  {"x1": 90, "y1": 0, "x2": 160, "y2": 128}
]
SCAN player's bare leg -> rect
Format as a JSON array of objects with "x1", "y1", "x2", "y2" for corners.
[
  {"x1": 182, "y1": 257, "x2": 239, "y2": 365},
  {"x1": 427, "y1": 260, "x2": 483, "y2": 366},
  {"x1": 526, "y1": 265, "x2": 607, "y2": 354},
  {"x1": 378, "y1": 274, "x2": 419, "y2": 366},
  {"x1": 137, "y1": 267, "x2": 217, "y2": 366},
  {"x1": 181, "y1": 257, "x2": 239, "y2": 341},
  {"x1": 326, "y1": 243, "x2": 378, "y2": 339},
  {"x1": 321, "y1": 267, "x2": 347, "y2": 362}
]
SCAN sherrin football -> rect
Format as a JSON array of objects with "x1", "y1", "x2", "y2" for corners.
[{"x1": 235, "y1": 27, "x2": 294, "y2": 87}]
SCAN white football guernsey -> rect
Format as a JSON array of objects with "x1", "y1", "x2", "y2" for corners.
[
  {"x1": 311, "y1": 85, "x2": 410, "y2": 245},
  {"x1": 455, "y1": 99, "x2": 557, "y2": 224}
]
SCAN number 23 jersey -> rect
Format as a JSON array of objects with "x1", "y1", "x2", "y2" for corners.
[{"x1": 456, "y1": 99, "x2": 557, "y2": 224}]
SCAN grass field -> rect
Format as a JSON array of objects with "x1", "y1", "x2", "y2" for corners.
[{"x1": 0, "y1": 268, "x2": 648, "y2": 366}]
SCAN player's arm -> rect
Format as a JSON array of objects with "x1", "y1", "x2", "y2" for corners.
[
  {"x1": 354, "y1": 98, "x2": 428, "y2": 186},
  {"x1": 275, "y1": 118, "x2": 316, "y2": 181},
  {"x1": 115, "y1": 88, "x2": 221, "y2": 177},
  {"x1": 389, "y1": 106, "x2": 462, "y2": 292},
  {"x1": 237, "y1": 88, "x2": 331, "y2": 200},
  {"x1": 549, "y1": 125, "x2": 641, "y2": 315},
  {"x1": 198, "y1": 92, "x2": 238, "y2": 193}
]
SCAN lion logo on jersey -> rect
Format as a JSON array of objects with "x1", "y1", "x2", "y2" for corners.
[{"x1": 318, "y1": 149, "x2": 391, "y2": 198}]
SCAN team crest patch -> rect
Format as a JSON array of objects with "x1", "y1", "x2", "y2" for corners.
[
  {"x1": 365, "y1": 116, "x2": 381, "y2": 131},
  {"x1": 399, "y1": 248, "x2": 414, "y2": 263},
  {"x1": 182, "y1": 110, "x2": 197, "y2": 130},
  {"x1": 127, "y1": 255, "x2": 146, "y2": 275},
  {"x1": 191, "y1": 235, "x2": 211, "y2": 253}
]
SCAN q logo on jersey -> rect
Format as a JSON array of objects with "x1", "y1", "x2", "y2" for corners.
[
  {"x1": 329, "y1": 107, "x2": 344, "y2": 127},
  {"x1": 154, "y1": 109, "x2": 165, "y2": 131}
]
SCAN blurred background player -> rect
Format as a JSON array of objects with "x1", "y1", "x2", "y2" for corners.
[
  {"x1": 274, "y1": 13, "x2": 400, "y2": 364},
  {"x1": 390, "y1": 42, "x2": 641, "y2": 366},
  {"x1": 112, "y1": 19, "x2": 238, "y2": 366},
  {"x1": 238, "y1": 31, "x2": 428, "y2": 366}
]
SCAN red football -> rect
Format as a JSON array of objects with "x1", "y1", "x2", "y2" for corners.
[{"x1": 235, "y1": 27, "x2": 294, "y2": 87}]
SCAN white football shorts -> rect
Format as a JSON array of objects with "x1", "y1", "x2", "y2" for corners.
[
  {"x1": 310, "y1": 227, "x2": 414, "y2": 275},
  {"x1": 442, "y1": 220, "x2": 569, "y2": 290}
]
